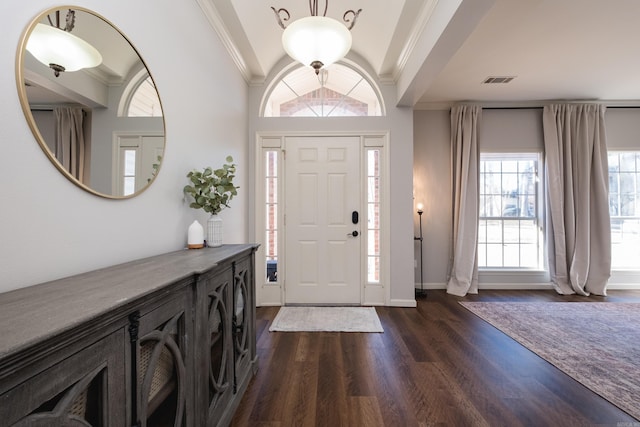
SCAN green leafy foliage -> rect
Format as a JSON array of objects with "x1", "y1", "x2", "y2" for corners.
[
  {"x1": 183, "y1": 156, "x2": 239, "y2": 215},
  {"x1": 147, "y1": 155, "x2": 162, "y2": 183}
]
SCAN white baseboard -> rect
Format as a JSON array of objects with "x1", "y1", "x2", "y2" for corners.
[
  {"x1": 415, "y1": 282, "x2": 447, "y2": 290},
  {"x1": 388, "y1": 299, "x2": 417, "y2": 307},
  {"x1": 415, "y1": 283, "x2": 553, "y2": 291},
  {"x1": 478, "y1": 282, "x2": 554, "y2": 290},
  {"x1": 607, "y1": 283, "x2": 640, "y2": 290},
  {"x1": 415, "y1": 282, "x2": 640, "y2": 291}
]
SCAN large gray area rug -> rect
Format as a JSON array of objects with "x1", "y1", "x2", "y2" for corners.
[
  {"x1": 460, "y1": 302, "x2": 640, "y2": 420},
  {"x1": 269, "y1": 306, "x2": 384, "y2": 332}
]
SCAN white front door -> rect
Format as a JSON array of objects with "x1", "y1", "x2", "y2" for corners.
[{"x1": 284, "y1": 136, "x2": 361, "y2": 304}]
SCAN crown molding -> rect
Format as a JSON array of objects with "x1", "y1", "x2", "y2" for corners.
[
  {"x1": 377, "y1": 74, "x2": 396, "y2": 85},
  {"x1": 196, "y1": 0, "x2": 252, "y2": 83},
  {"x1": 391, "y1": 0, "x2": 439, "y2": 84}
]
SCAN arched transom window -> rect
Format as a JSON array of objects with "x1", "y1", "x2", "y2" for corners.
[
  {"x1": 127, "y1": 76, "x2": 162, "y2": 117},
  {"x1": 263, "y1": 63, "x2": 383, "y2": 117},
  {"x1": 118, "y1": 68, "x2": 163, "y2": 118}
]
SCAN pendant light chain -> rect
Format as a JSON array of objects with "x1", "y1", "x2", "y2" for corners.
[
  {"x1": 47, "y1": 9, "x2": 76, "y2": 33},
  {"x1": 308, "y1": 0, "x2": 328, "y2": 17}
]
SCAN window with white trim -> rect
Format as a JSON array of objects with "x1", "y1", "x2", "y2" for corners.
[
  {"x1": 608, "y1": 151, "x2": 640, "y2": 270},
  {"x1": 263, "y1": 63, "x2": 382, "y2": 117},
  {"x1": 121, "y1": 148, "x2": 137, "y2": 196},
  {"x1": 478, "y1": 153, "x2": 543, "y2": 268},
  {"x1": 366, "y1": 148, "x2": 381, "y2": 283},
  {"x1": 127, "y1": 76, "x2": 162, "y2": 117},
  {"x1": 265, "y1": 150, "x2": 279, "y2": 283}
]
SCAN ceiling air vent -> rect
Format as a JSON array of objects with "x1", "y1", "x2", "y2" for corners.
[{"x1": 482, "y1": 76, "x2": 515, "y2": 84}]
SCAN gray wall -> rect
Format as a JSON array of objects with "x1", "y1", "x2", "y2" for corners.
[
  {"x1": 413, "y1": 109, "x2": 452, "y2": 286},
  {"x1": 413, "y1": 107, "x2": 640, "y2": 288},
  {"x1": 1, "y1": 0, "x2": 249, "y2": 293}
]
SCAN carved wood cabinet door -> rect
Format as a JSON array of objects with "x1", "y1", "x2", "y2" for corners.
[
  {"x1": 232, "y1": 255, "x2": 254, "y2": 393},
  {"x1": 195, "y1": 251, "x2": 257, "y2": 427},
  {"x1": 129, "y1": 285, "x2": 193, "y2": 427},
  {"x1": 0, "y1": 330, "x2": 127, "y2": 426},
  {"x1": 202, "y1": 263, "x2": 235, "y2": 425}
]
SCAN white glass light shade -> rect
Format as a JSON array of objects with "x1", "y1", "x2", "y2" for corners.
[
  {"x1": 282, "y1": 16, "x2": 352, "y2": 70},
  {"x1": 26, "y1": 23, "x2": 102, "y2": 73}
]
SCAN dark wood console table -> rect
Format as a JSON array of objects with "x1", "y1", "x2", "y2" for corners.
[{"x1": 0, "y1": 244, "x2": 258, "y2": 427}]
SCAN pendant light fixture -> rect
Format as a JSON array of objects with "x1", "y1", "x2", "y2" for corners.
[
  {"x1": 272, "y1": 1, "x2": 362, "y2": 75},
  {"x1": 26, "y1": 9, "x2": 102, "y2": 77}
]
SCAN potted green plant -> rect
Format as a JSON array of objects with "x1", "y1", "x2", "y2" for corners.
[{"x1": 184, "y1": 156, "x2": 239, "y2": 247}]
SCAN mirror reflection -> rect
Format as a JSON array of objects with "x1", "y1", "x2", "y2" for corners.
[{"x1": 17, "y1": 7, "x2": 165, "y2": 198}]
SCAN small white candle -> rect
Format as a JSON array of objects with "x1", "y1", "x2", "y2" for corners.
[{"x1": 187, "y1": 220, "x2": 204, "y2": 249}]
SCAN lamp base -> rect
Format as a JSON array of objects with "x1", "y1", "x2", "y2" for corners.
[
  {"x1": 415, "y1": 288, "x2": 427, "y2": 298},
  {"x1": 50, "y1": 63, "x2": 65, "y2": 77}
]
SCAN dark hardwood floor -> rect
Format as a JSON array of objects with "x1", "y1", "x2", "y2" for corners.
[{"x1": 231, "y1": 290, "x2": 640, "y2": 427}]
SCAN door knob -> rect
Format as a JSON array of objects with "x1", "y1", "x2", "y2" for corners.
[{"x1": 348, "y1": 231, "x2": 359, "y2": 237}]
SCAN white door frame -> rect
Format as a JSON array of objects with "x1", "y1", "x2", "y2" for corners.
[
  {"x1": 254, "y1": 131, "x2": 390, "y2": 307},
  {"x1": 111, "y1": 131, "x2": 164, "y2": 196}
]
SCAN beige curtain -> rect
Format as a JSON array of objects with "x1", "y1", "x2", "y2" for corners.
[
  {"x1": 54, "y1": 107, "x2": 85, "y2": 181},
  {"x1": 447, "y1": 105, "x2": 481, "y2": 296},
  {"x1": 543, "y1": 104, "x2": 611, "y2": 296}
]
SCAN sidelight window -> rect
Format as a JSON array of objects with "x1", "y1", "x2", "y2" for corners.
[
  {"x1": 265, "y1": 150, "x2": 279, "y2": 283},
  {"x1": 121, "y1": 148, "x2": 137, "y2": 196},
  {"x1": 367, "y1": 148, "x2": 381, "y2": 283}
]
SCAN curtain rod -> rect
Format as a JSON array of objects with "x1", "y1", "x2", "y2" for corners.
[
  {"x1": 30, "y1": 106, "x2": 88, "y2": 114},
  {"x1": 482, "y1": 107, "x2": 542, "y2": 110}
]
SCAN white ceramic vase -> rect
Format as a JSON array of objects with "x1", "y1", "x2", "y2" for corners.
[{"x1": 207, "y1": 215, "x2": 223, "y2": 247}]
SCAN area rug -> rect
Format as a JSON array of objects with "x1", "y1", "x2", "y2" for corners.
[
  {"x1": 460, "y1": 302, "x2": 640, "y2": 420},
  {"x1": 269, "y1": 306, "x2": 384, "y2": 332}
]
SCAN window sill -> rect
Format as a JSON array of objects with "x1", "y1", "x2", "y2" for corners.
[{"x1": 610, "y1": 270, "x2": 640, "y2": 284}]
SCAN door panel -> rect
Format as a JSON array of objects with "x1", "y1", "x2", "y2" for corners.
[{"x1": 284, "y1": 136, "x2": 361, "y2": 304}]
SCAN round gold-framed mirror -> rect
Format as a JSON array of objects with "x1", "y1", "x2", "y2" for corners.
[{"x1": 16, "y1": 6, "x2": 165, "y2": 199}]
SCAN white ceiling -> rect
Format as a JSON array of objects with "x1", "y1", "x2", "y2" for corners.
[{"x1": 199, "y1": 0, "x2": 640, "y2": 108}]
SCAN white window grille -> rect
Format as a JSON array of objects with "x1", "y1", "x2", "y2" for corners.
[
  {"x1": 608, "y1": 151, "x2": 640, "y2": 270},
  {"x1": 478, "y1": 153, "x2": 542, "y2": 268},
  {"x1": 367, "y1": 148, "x2": 381, "y2": 283},
  {"x1": 264, "y1": 64, "x2": 382, "y2": 117},
  {"x1": 265, "y1": 150, "x2": 279, "y2": 283}
]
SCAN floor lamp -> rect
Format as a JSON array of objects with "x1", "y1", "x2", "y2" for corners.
[{"x1": 414, "y1": 203, "x2": 426, "y2": 298}]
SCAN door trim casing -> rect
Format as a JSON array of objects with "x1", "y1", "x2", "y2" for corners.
[{"x1": 254, "y1": 131, "x2": 390, "y2": 307}]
